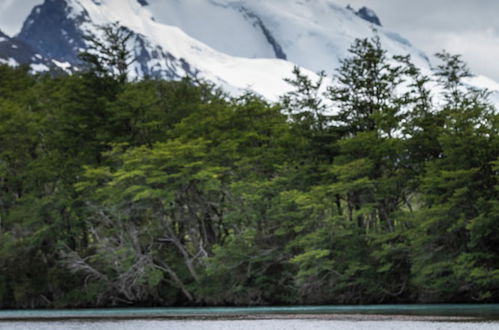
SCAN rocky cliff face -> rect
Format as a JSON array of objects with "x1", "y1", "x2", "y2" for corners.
[
  {"x1": 0, "y1": 29, "x2": 53, "y2": 71},
  {"x1": 17, "y1": 0, "x2": 88, "y2": 64}
]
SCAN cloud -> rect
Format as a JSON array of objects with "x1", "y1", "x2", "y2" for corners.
[{"x1": 0, "y1": 0, "x2": 15, "y2": 10}]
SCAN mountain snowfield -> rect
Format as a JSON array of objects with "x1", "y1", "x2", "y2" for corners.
[
  {"x1": 70, "y1": 0, "x2": 433, "y2": 99},
  {"x1": 145, "y1": 0, "x2": 431, "y2": 72},
  {"x1": 1, "y1": 0, "x2": 499, "y2": 101}
]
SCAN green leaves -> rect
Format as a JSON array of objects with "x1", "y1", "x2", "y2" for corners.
[
  {"x1": 80, "y1": 22, "x2": 135, "y2": 83},
  {"x1": 0, "y1": 36, "x2": 498, "y2": 307}
]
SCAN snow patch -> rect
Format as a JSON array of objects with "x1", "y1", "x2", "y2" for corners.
[
  {"x1": 52, "y1": 59, "x2": 73, "y2": 73},
  {"x1": 0, "y1": 57, "x2": 19, "y2": 67},
  {"x1": 65, "y1": 0, "x2": 88, "y2": 20},
  {"x1": 31, "y1": 63, "x2": 50, "y2": 72},
  {"x1": 466, "y1": 75, "x2": 499, "y2": 91}
]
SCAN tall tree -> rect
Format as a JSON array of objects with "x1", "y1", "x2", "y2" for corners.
[
  {"x1": 80, "y1": 22, "x2": 135, "y2": 84},
  {"x1": 327, "y1": 36, "x2": 413, "y2": 232},
  {"x1": 411, "y1": 52, "x2": 499, "y2": 302}
]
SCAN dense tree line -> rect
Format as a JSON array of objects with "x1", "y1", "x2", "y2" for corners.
[{"x1": 0, "y1": 36, "x2": 498, "y2": 308}]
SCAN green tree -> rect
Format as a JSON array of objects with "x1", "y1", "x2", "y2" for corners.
[
  {"x1": 411, "y1": 52, "x2": 499, "y2": 302},
  {"x1": 328, "y1": 36, "x2": 414, "y2": 232},
  {"x1": 80, "y1": 22, "x2": 135, "y2": 83}
]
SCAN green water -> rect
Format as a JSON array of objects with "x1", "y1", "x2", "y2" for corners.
[{"x1": 1, "y1": 304, "x2": 499, "y2": 320}]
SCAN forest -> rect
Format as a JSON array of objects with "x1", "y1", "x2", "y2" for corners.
[{"x1": 0, "y1": 35, "x2": 498, "y2": 308}]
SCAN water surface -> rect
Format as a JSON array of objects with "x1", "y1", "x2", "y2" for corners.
[
  {"x1": 2, "y1": 304, "x2": 499, "y2": 320},
  {"x1": 1, "y1": 320, "x2": 498, "y2": 330},
  {"x1": 1, "y1": 305, "x2": 499, "y2": 330}
]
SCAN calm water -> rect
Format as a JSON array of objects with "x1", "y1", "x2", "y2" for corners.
[
  {"x1": 1, "y1": 305, "x2": 499, "y2": 318},
  {"x1": 1, "y1": 305, "x2": 499, "y2": 330},
  {"x1": 1, "y1": 320, "x2": 499, "y2": 330}
]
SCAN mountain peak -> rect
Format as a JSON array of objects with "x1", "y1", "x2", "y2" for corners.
[{"x1": 17, "y1": 0, "x2": 88, "y2": 64}]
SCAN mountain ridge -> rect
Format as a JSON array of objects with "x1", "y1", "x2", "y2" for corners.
[{"x1": 1, "y1": 0, "x2": 498, "y2": 101}]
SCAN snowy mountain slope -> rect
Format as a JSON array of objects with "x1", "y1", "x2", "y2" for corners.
[
  {"x1": 13, "y1": 0, "x2": 318, "y2": 99},
  {"x1": 0, "y1": 0, "x2": 498, "y2": 102},
  {"x1": 146, "y1": 0, "x2": 431, "y2": 75},
  {"x1": 143, "y1": 0, "x2": 279, "y2": 60},
  {"x1": 63, "y1": 0, "x2": 434, "y2": 99}
]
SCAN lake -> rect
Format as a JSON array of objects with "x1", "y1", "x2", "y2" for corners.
[
  {"x1": 1, "y1": 320, "x2": 499, "y2": 330},
  {"x1": 1, "y1": 305, "x2": 498, "y2": 330}
]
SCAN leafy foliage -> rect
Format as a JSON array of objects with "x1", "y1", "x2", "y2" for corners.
[{"x1": 0, "y1": 36, "x2": 498, "y2": 307}]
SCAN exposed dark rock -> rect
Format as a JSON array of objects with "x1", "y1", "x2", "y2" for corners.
[
  {"x1": 357, "y1": 7, "x2": 382, "y2": 26},
  {"x1": 347, "y1": 5, "x2": 382, "y2": 26},
  {"x1": 0, "y1": 29, "x2": 53, "y2": 70},
  {"x1": 257, "y1": 17, "x2": 287, "y2": 60},
  {"x1": 17, "y1": 0, "x2": 88, "y2": 64},
  {"x1": 240, "y1": 7, "x2": 287, "y2": 60}
]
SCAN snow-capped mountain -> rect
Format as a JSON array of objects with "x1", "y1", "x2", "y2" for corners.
[{"x1": 1, "y1": 0, "x2": 498, "y2": 100}]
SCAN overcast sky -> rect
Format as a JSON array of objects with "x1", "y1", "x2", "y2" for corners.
[
  {"x1": 335, "y1": 0, "x2": 499, "y2": 81},
  {"x1": 0, "y1": 0, "x2": 43, "y2": 35},
  {"x1": 1, "y1": 0, "x2": 499, "y2": 80}
]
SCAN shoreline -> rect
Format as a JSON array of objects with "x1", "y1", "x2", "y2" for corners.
[{"x1": 0, "y1": 313, "x2": 485, "y2": 322}]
